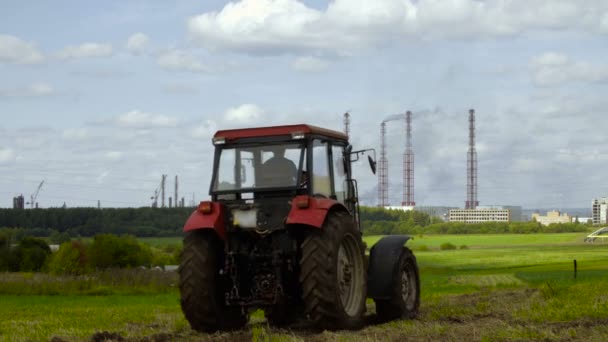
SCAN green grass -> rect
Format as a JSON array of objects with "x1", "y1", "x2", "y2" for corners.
[
  {"x1": 138, "y1": 237, "x2": 182, "y2": 248},
  {"x1": 0, "y1": 294, "x2": 185, "y2": 341},
  {"x1": 1, "y1": 233, "x2": 607, "y2": 341},
  {"x1": 364, "y1": 232, "x2": 587, "y2": 249}
]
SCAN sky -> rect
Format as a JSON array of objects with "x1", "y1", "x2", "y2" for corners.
[{"x1": 1, "y1": 0, "x2": 608, "y2": 210}]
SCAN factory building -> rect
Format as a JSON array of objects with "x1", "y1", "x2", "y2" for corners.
[
  {"x1": 448, "y1": 207, "x2": 510, "y2": 223},
  {"x1": 12, "y1": 195, "x2": 24, "y2": 209},
  {"x1": 531, "y1": 210, "x2": 572, "y2": 226}
]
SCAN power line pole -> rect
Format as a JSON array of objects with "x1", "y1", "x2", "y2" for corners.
[{"x1": 343, "y1": 112, "x2": 350, "y2": 139}]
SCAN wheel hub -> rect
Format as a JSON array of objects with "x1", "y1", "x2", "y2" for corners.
[
  {"x1": 336, "y1": 234, "x2": 364, "y2": 317},
  {"x1": 338, "y1": 246, "x2": 352, "y2": 299}
]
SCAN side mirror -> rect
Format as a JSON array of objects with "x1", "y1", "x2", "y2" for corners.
[{"x1": 367, "y1": 155, "x2": 377, "y2": 175}]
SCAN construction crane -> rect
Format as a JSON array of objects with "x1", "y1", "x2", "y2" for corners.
[
  {"x1": 150, "y1": 174, "x2": 167, "y2": 208},
  {"x1": 26, "y1": 180, "x2": 44, "y2": 209}
]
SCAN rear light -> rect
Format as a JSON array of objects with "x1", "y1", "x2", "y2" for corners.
[
  {"x1": 295, "y1": 197, "x2": 309, "y2": 209},
  {"x1": 198, "y1": 201, "x2": 213, "y2": 214}
]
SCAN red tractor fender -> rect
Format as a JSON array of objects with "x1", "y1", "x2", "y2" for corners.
[
  {"x1": 285, "y1": 195, "x2": 348, "y2": 229},
  {"x1": 183, "y1": 201, "x2": 226, "y2": 239}
]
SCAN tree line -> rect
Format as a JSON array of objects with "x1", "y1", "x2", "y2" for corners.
[
  {"x1": 0, "y1": 207, "x2": 192, "y2": 237},
  {"x1": 0, "y1": 232, "x2": 179, "y2": 273},
  {"x1": 0, "y1": 206, "x2": 592, "y2": 239}
]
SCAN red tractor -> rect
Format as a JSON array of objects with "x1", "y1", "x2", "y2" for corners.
[{"x1": 179, "y1": 124, "x2": 419, "y2": 332}]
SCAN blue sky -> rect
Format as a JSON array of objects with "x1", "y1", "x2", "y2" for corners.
[{"x1": 1, "y1": 0, "x2": 608, "y2": 209}]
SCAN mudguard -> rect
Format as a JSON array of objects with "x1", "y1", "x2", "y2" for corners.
[
  {"x1": 285, "y1": 195, "x2": 348, "y2": 229},
  {"x1": 367, "y1": 235, "x2": 412, "y2": 299},
  {"x1": 183, "y1": 202, "x2": 226, "y2": 239}
]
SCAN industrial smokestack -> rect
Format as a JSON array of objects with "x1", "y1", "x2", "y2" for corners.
[
  {"x1": 378, "y1": 122, "x2": 389, "y2": 207},
  {"x1": 466, "y1": 109, "x2": 478, "y2": 209},
  {"x1": 403, "y1": 110, "x2": 415, "y2": 206},
  {"x1": 175, "y1": 175, "x2": 179, "y2": 208}
]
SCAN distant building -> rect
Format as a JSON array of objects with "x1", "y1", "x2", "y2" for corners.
[
  {"x1": 576, "y1": 217, "x2": 593, "y2": 224},
  {"x1": 448, "y1": 208, "x2": 510, "y2": 223},
  {"x1": 592, "y1": 198, "x2": 608, "y2": 225},
  {"x1": 478, "y1": 205, "x2": 523, "y2": 222},
  {"x1": 531, "y1": 210, "x2": 572, "y2": 226},
  {"x1": 415, "y1": 206, "x2": 459, "y2": 221},
  {"x1": 12, "y1": 195, "x2": 24, "y2": 209}
]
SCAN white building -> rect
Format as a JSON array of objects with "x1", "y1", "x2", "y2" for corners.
[
  {"x1": 592, "y1": 198, "x2": 608, "y2": 225},
  {"x1": 448, "y1": 208, "x2": 510, "y2": 223},
  {"x1": 531, "y1": 210, "x2": 572, "y2": 226}
]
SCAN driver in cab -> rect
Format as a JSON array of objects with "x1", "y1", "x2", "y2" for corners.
[{"x1": 259, "y1": 146, "x2": 297, "y2": 187}]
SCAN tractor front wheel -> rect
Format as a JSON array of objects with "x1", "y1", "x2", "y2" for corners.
[
  {"x1": 374, "y1": 247, "x2": 420, "y2": 321},
  {"x1": 179, "y1": 231, "x2": 246, "y2": 332},
  {"x1": 299, "y1": 211, "x2": 366, "y2": 330}
]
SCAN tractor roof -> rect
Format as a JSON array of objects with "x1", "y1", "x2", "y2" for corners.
[{"x1": 214, "y1": 124, "x2": 348, "y2": 142}]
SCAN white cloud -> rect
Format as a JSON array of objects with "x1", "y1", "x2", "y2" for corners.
[
  {"x1": 0, "y1": 147, "x2": 16, "y2": 164},
  {"x1": 0, "y1": 82, "x2": 54, "y2": 98},
  {"x1": 224, "y1": 104, "x2": 264, "y2": 124},
  {"x1": 157, "y1": 49, "x2": 211, "y2": 73},
  {"x1": 192, "y1": 120, "x2": 218, "y2": 138},
  {"x1": 0, "y1": 34, "x2": 45, "y2": 64},
  {"x1": 188, "y1": 0, "x2": 608, "y2": 55},
  {"x1": 115, "y1": 110, "x2": 178, "y2": 128},
  {"x1": 292, "y1": 56, "x2": 330, "y2": 72},
  {"x1": 126, "y1": 33, "x2": 149, "y2": 54},
  {"x1": 62, "y1": 128, "x2": 89, "y2": 140},
  {"x1": 56, "y1": 42, "x2": 113, "y2": 59},
  {"x1": 530, "y1": 52, "x2": 608, "y2": 86}
]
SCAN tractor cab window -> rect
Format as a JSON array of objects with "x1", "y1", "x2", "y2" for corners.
[
  {"x1": 312, "y1": 140, "x2": 331, "y2": 197},
  {"x1": 213, "y1": 143, "x2": 304, "y2": 192},
  {"x1": 332, "y1": 145, "x2": 347, "y2": 203}
]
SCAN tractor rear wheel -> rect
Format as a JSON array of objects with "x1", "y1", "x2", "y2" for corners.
[
  {"x1": 374, "y1": 247, "x2": 420, "y2": 321},
  {"x1": 179, "y1": 231, "x2": 246, "y2": 332},
  {"x1": 299, "y1": 211, "x2": 366, "y2": 330}
]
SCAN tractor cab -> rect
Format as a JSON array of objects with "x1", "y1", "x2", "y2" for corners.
[{"x1": 206, "y1": 124, "x2": 364, "y2": 231}]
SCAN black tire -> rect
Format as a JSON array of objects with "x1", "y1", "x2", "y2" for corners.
[
  {"x1": 179, "y1": 231, "x2": 246, "y2": 333},
  {"x1": 299, "y1": 211, "x2": 366, "y2": 330},
  {"x1": 374, "y1": 247, "x2": 420, "y2": 321}
]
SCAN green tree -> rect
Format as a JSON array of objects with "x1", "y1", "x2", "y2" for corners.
[
  {"x1": 9, "y1": 237, "x2": 51, "y2": 272},
  {"x1": 49, "y1": 230, "x2": 71, "y2": 244},
  {"x1": 47, "y1": 240, "x2": 89, "y2": 275},
  {"x1": 0, "y1": 231, "x2": 11, "y2": 271},
  {"x1": 88, "y1": 234, "x2": 152, "y2": 269}
]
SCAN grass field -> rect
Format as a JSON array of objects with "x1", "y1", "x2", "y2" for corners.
[{"x1": 1, "y1": 232, "x2": 607, "y2": 341}]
